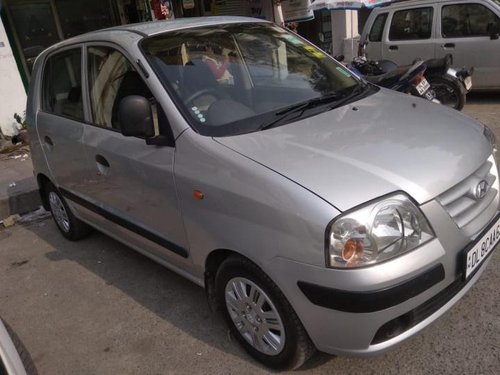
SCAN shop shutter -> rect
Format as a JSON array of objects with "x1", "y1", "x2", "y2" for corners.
[{"x1": 214, "y1": 0, "x2": 251, "y2": 16}]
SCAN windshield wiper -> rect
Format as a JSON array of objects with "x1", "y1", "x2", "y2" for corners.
[{"x1": 259, "y1": 85, "x2": 365, "y2": 131}]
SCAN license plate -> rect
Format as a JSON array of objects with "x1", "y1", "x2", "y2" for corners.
[
  {"x1": 416, "y1": 79, "x2": 431, "y2": 95},
  {"x1": 464, "y1": 215, "x2": 500, "y2": 279},
  {"x1": 464, "y1": 76, "x2": 472, "y2": 91}
]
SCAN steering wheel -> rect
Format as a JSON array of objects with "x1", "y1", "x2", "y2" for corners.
[{"x1": 185, "y1": 88, "x2": 221, "y2": 105}]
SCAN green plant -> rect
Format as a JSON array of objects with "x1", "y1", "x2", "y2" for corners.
[{"x1": 13, "y1": 111, "x2": 27, "y2": 129}]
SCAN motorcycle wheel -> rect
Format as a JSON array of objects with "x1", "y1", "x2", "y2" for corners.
[{"x1": 427, "y1": 75, "x2": 466, "y2": 111}]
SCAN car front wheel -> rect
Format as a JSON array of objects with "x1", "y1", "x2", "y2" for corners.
[{"x1": 215, "y1": 255, "x2": 315, "y2": 370}]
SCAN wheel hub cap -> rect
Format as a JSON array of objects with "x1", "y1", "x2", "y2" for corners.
[
  {"x1": 225, "y1": 277, "x2": 285, "y2": 355},
  {"x1": 48, "y1": 191, "x2": 70, "y2": 233}
]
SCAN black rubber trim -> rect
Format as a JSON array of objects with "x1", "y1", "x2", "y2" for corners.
[
  {"x1": 297, "y1": 264, "x2": 445, "y2": 313},
  {"x1": 60, "y1": 188, "x2": 189, "y2": 258}
]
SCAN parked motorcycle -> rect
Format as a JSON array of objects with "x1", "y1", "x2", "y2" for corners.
[
  {"x1": 423, "y1": 54, "x2": 473, "y2": 111},
  {"x1": 338, "y1": 56, "x2": 437, "y2": 102}
]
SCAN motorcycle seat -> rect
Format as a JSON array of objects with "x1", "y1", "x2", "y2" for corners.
[{"x1": 363, "y1": 65, "x2": 413, "y2": 86}]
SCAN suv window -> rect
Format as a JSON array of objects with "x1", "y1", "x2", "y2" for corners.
[
  {"x1": 442, "y1": 3, "x2": 500, "y2": 38},
  {"x1": 369, "y1": 13, "x2": 388, "y2": 42},
  {"x1": 87, "y1": 46, "x2": 155, "y2": 130},
  {"x1": 389, "y1": 7, "x2": 434, "y2": 40},
  {"x1": 42, "y1": 48, "x2": 83, "y2": 120}
]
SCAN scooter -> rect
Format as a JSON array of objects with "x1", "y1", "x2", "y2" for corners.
[
  {"x1": 338, "y1": 56, "x2": 437, "y2": 102},
  {"x1": 354, "y1": 42, "x2": 472, "y2": 110}
]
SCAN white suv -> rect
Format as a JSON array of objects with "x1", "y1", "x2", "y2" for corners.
[{"x1": 360, "y1": 0, "x2": 500, "y2": 90}]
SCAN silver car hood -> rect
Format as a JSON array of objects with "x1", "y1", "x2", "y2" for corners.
[{"x1": 215, "y1": 89, "x2": 491, "y2": 211}]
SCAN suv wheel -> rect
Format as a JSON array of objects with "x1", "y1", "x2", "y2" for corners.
[
  {"x1": 46, "y1": 183, "x2": 91, "y2": 240},
  {"x1": 215, "y1": 255, "x2": 315, "y2": 370}
]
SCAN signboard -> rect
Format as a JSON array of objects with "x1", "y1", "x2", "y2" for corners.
[{"x1": 281, "y1": 0, "x2": 314, "y2": 22}]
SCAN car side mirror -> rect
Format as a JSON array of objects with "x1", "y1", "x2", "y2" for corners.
[{"x1": 119, "y1": 95, "x2": 155, "y2": 138}]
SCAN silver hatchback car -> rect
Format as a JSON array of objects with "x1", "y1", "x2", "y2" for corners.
[{"x1": 27, "y1": 17, "x2": 498, "y2": 370}]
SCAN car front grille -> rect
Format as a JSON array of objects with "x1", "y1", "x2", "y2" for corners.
[{"x1": 437, "y1": 155, "x2": 499, "y2": 237}]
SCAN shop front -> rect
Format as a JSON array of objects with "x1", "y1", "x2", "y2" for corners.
[
  {"x1": 1, "y1": 0, "x2": 154, "y2": 84},
  {"x1": 0, "y1": 0, "x2": 337, "y2": 87}
]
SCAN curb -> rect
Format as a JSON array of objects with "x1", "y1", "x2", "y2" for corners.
[{"x1": 0, "y1": 177, "x2": 41, "y2": 220}]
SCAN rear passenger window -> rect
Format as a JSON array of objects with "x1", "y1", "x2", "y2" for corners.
[
  {"x1": 442, "y1": 3, "x2": 500, "y2": 38},
  {"x1": 389, "y1": 7, "x2": 434, "y2": 40},
  {"x1": 87, "y1": 46, "x2": 154, "y2": 130},
  {"x1": 42, "y1": 48, "x2": 83, "y2": 120},
  {"x1": 369, "y1": 13, "x2": 388, "y2": 42}
]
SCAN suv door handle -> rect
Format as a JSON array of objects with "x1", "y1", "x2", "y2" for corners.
[
  {"x1": 442, "y1": 43, "x2": 455, "y2": 48},
  {"x1": 95, "y1": 154, "x2": 110, "y2": 176},
  {"x1": 389, "y1": 45, "x2": 398, "y2": 50}
]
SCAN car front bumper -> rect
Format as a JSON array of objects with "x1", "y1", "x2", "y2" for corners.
[{"x1": 267, "y1": 201, "x2": 499, "y2": 356}]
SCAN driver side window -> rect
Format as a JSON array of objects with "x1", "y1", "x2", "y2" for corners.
[{"x1": 87, "y1": 46, "x2": 164, "y2": 134}]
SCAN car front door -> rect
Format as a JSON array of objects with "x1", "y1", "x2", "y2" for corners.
[
  {"x1": 382, "y1": 6, "x2": 436, "y2": 65},
  {"x1": 78, "y1": 44, "x2": 191, "y2": 269},
  {"x1": 435, "y1": 1, "x2": 500, "y2": 89},
  {"x1": 364, "y1": 12, "x2": 389, "y2": 61}
]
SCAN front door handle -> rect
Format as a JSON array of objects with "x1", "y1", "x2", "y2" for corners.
[
  {"x1": 442, "y1": 43, "x2": 455, "y2": 48},
  {"x1": 389, "y1": 45, "x2": 398, "y2": 51},
  {"x1": 95, "y1": 154, "x2": 110, "y2": 176}
]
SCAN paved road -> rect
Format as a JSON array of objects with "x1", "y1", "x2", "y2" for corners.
[{"x1": 1, "y1": 94, "x2": 499, "y2": 375}]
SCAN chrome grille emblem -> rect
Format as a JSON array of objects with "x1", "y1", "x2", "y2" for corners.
[{"x1": 474, "y1": 180, "x2": 489, "y2": 200}]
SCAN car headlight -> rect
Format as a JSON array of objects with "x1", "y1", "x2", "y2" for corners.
[
  {"x1": 326, "y1": 193, "x2": 435, "y2": 268},
  {"x1": 483, "y1": 125, "x2": 499, "y2": 164}
]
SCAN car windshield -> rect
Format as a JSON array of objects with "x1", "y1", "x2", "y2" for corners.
[{"x1": 141, "y1": 22, "x2": 365, "y2": 136}]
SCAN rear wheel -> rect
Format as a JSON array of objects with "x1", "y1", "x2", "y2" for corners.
[
  {"x1": 428, "y1": 75, "x2": 466, "y2": 111},
  {"x1": 215, "y1": 256, "x2": 315, "y2": 370},
  {"x1": 45, "y1": 183, "x2": 91, "y2": 240}
]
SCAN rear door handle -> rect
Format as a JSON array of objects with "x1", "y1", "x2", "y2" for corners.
[
  {"x1": 44, "y1": 135, "x2": 54, "y2": 151},
  {"x1": 442, "y1": 43, "x2": 455, "y2": 48},
  {"x1": 95, "y1": 154, "x2": 110, "y2": 176},
  {"x1": 389, "y1": 45, "x2": 398, "y2": 51}
]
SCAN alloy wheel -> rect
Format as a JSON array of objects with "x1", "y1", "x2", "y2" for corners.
[
  {"x1": 225, "y1": 277, "x2": 285, "y2": 355},
  {"x1": 48, "y1": 191, "x2": 70, "y2": 233}
]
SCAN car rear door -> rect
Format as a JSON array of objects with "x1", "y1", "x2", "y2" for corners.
[
  {"x1": 77, "y1": 44, "x2": 191, "y2": 269},
  {"x1": 382, "y1": 5, "x2": 436, "y2": 65},
  {"x1": 435, "y1": 1, "x2": 500, "y2": 89},
  {"x1": 37, "y1": 46, "x2": 92, "y2": 195}
]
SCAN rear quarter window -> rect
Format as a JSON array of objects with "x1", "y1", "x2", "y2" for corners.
[
  {"x1": 389, "y1": 7, "x2": 434, "y2": 40},
  {"x1": 369, "y1": 13, "x2": 388, "y2": 42},
  {"x1": 42, "y1": 48, "x2": 84, "y2": 121}
]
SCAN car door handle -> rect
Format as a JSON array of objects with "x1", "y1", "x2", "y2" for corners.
[
  {"x1": 43, "y1": 135, "x2": 54, "y2": 151},
  {"x1": 95, "y1": 154, "x2": 110, "y2": 176},
  {"x1": 442, "y1": 43, "x2": 455, "y2": 48},
  {"x1": 389, "y1": 45, "x2": 398, "y2": 50}
]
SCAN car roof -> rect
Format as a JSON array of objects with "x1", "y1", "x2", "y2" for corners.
[
  {"x1": 42, "y1": 16, "x2": 268, "y2": 53},
  {"x1": 376, "y1": 0, "x2": 489, "y2": 11}
]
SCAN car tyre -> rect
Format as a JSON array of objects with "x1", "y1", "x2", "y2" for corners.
[
  {"x1": 3, "y1": 319, "x2": 38, "y2": 375},
  {"x1": 45, "y1": 182, "x2": 91, "y2": 241},
  {"x1": 215, "y1": 255, "x2": 315, "y2": 370}
]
